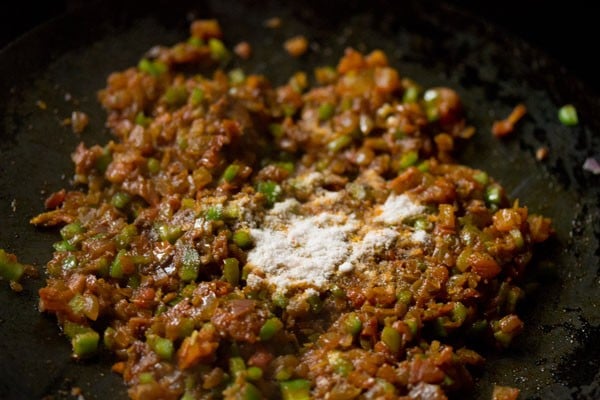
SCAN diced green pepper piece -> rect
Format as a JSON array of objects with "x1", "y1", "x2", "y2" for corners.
[
  {"x1": 208, "y1": 38, "x2": 229, "y2": 61},
  {"x1": 223, "y1": 164, "x2": 240, "y2": 182},
  {"x1": 68, "y1": 294, "x2": 86, "y2": 315},
  {"x1": 397, "y1": 290, "x2": 412, "y2": 305},
  {"x1": 243, "y1": 382, "x2": 262, "y2": 400},
  {"x1": 60, "y1": 222, "x2": 83, "y2": 240},
  {"x1": 63, "y1": 321, "x2": 92, "y2": 339},
  {"x1": 269, "y1": 123, "x2": 284, "y2": 138},
  {"x1": 256, "y1": 181, "x2": 281, "y2": 206},
  {"x1": 381, "y1": 326, "x2": 401, "y2": 353},
  {"x1": 53, "y1": 240, "x2": 76, "y2": 252},
  {"x1": 280, "y1": 379, "x2": 311, "y2": 400},
  {"x1": 229, "y1": 356, "x2": 246, "y2": 376},
  {"x1": 138, "y1": 58, "x2": 167, "y2": 76},
  {"x1": 103, "y1": 326, "x2": 117, "y2": 350},
  {"x1": 558, "y1": 104, "x2": 578, "y2": 126},
  {"x1": 344, "y1": 312, "x2": 362, "y2": 335},
  {"x1": 223, "y1": 258, "x2": 239, "y2": 286},
  {"x1": 190, "y1": 87, "x2": 205, "y2": 106},
  {"x1": 327, "y1": 135, "x2": 352, "y2": 153},
  {"x1": 72, "y1": 330, "x2": 99, "y2": 358},
  {"x1": 399, "y1": 150, "x2": 419, "y2": 169},
  {"x1": 232, "y1": 229, "x2": 252, "y2": 249},
  {"x1": 485, "y1": 184, "x2": 502, "y2": 206},
  {"x1": 111, "y1": 192, "x2": 131, "y2": 209},
  {"x1": 139, "y1": 372, "x2": 155, "y2": 384},
  {"x1": 205, "y1": 205, "x2": 222, "y2": 221},
  {"x1": 163, "y1": 86, "x2": 188, "y2": 107},
  {"x1": 473, "y1": 171, "x2": 489, "y2": 185},
  {"x1": 451, "y1": 302, "x2": 468, "y2": 325},
  {"x1": 115, "y1": 224, "x2": 138, "y2": 249},
  {"x1": 180, "y1": 247, "x2": 200, "y2": 282},
  {"x1": 148, "y1": 335, "x2": 174, "y2": 360},
  {"x1": 259, "y1": 317, "x2": 283, "y2": 341},
  {"x1": 157, "y1": 224, "x2": 183, "y2": 243},
  {"x1": 228, "y1": 68, "x2": 246, "y2": 84},
  {"x1": 318, "y1": 102, "x2": 335, "y2": 121},
  {"x1": 246, "y1": 366, "x2": 263, "y2": 381},
  {"x1": 110, "y1": 249, "x2": 127, "y2": 279},
  {"x1": 327, "y1": 351, "x2": 353, "y2": 376},
  {"x1": 402, "y1": 86, "x2": 420, "y2": 103},
  {"x1": 95, "y1": 146, "x2": 112, "y2": 173},
  {"x1": 134, "y1": 112, "x2": 152, "y2": 127}
]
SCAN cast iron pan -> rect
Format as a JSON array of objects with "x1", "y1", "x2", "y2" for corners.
[{"x1": 1, "y1": 0, "x2": 599, "y2": 399}]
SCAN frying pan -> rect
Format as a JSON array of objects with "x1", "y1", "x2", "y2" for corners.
[{"x1": 1, "y1": 0, "x2": 598, "y2": 398}]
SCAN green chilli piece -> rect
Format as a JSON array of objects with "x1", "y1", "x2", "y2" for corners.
[
  {"x1": 344, "y1": 312, "x2": 362, "y2": 335},
  {"x1": 232, "y1": 229, "x2": 252, "y2": 249},
  {"x1": 139, "y1": 372, "x2": 155, "y2": 384},
  {"x1": 485, "y1": 184, "x2": 502, "y2": 206},
  {"x1": 381, "y1": 326, "x2": 401, "y2": 353},
  {"x1": 327, "y1": 351, "x2": 353, "y2": 376},
  {"x1": 558, "y1": 104, "x2": 578, "y2": 126},
  {"x1": 95, "y1": 146, "x2": 112, "y2": 173},
  {"x1": 222, "y1": 164, "x2": 240, "y2": 182},
  {"x1": 111, "y1": 192, "x2": 131, "y2": 209},
  {"x1": 243, "y1": 382, "x2": 262, "y2": 400},
  {"x1": 72, "y1": 330, "x2": 100, "y2": 358},
  {"x1": 229, "y1": 356, "x2": 246, "y2": 376},
  {"x1": 0, "y1": 251, "x2": 26, "y2": 281},
  {"x1": 223, "y1": 258, "x2": 240, "y2": 285},
  {"x1": 280, "y1": 379, "x2": 311, "y2": 400},
  {"x1": 269, "y1": 123, "x2": 284, "y2": 138},
  {"x1": 246, "y1": 366, "x2": 263, "y2": 381},
  {"x1": 180, "y1": 246, "x2": 200, "y2": 282},
  {"x1": 318, "y1": 102, "x2": 335, "y2": 121},
  {"x1": 402, "y1": 86, "x2": 420, "y2": 103},
  {"x1": 399, "y1": 150, "x2": 419, "y2": 169},
  {"x1": 397, "y1": 290, "x2": 412, "y2": 305},
  {"x1": 138, "y1": 58, "x2": 167, "y2": 76},
  {"x1": 53, "y1": 240, "x2": 77, "y2": 252},
  {"x1": 187, "y1": 36, "x2": 204, "y2": 47},
  {"x1": 423, "y1": 89, "x2": 440, "y2": 122},
  {"x1": 327, "y1": 135, "x2": 352, "y2": 153},
  {"x1": 60, "y1": 222, "x2": 83, "y2": 240},
  {"x1": 259, "y1": 317, "x2": 283, "y2": 341},
  {"x1": 205, "y1": 205, "x2": 222, "y2": 221},
  {"x1": 68, "y1": 294, "x2": 87, "y2": 316},
  {"x1": 473, "y1": 171, "x2": 489, "y2": 185},
  {"x1": 103, "y1": 326, "x2": 117, "y2": 350},
  {"x1": 451, "y1": 302, "x2": 468, "y2": 325},
  {"x1": 208, "y1": 38, "x2": 229, "y2": 61},
  {"x1": 257, "y1": 180, "x2": 281, "y2": 206},
  {"x1": 134, "y1": 112, "x2": 152, "y2": 127},
  {"x1": 190, "y1": 87, "x2": 205, "y2": 106},
  {"x1": 228, "y1": 68, "x2": 246, "y2": 84},
  {"x1": 110, "y1": 249, "x2": 127, "y2": 279},
  {"x1": 163, "y1": 86, "x2": 188, "y2": 107},
  {"x1": 115, "y1": 224, "x2": 138, "y2": 249},
  {"x1": 157, "y1": 223, "x2": 183, "y2": 243},
  {"x1": 148, "y1": 335, "x2": 174, "y2": 360}
]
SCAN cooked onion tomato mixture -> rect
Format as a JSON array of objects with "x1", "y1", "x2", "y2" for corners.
[{"x1": 31, "y1": 20, "x2": 553, "y2": 400}]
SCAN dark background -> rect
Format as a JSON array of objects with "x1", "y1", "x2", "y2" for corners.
[{"x1": 1, "y1": 0, "x2": 598, "y2": 93}]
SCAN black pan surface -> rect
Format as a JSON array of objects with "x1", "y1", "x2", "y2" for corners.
[{"x1": 1, "y1": 1, "x2": 598, "y2": 399}]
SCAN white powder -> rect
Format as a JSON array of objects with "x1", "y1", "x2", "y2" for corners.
[
  {"x1": 246, "y1": 191, "x2": 427, "y2": 293},
  {"x1": 338, "y1": 228, "x2": 398, "y2": 273},
  {"x1": 375, "y1": 193, "x2": 424, "y2": 225},
  {"x1": 411, "y1": 229, "x2": 429, "y2": 243},
  {"x1": 247, "y1": 209, "x2": 358, "y2": 292}
]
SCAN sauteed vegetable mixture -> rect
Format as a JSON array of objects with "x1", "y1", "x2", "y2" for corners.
[{"x1": 27, "y1": 20, "x2": 552, "y2": 399}]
